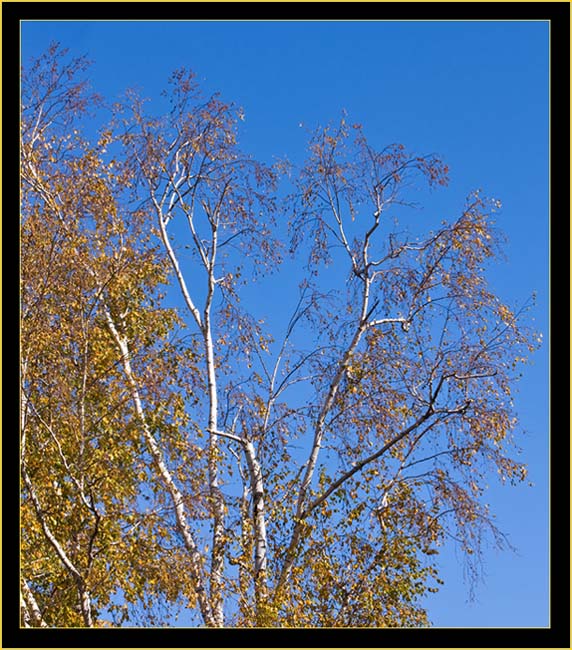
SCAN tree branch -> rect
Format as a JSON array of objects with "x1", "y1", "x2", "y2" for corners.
[
  {"x1": 301, "y1": 407, "x2": 435, "y2": 519},
  {"x1": 103, "y1": 305, "x2": 216, "y2": 627},
  {"x1": 21, "y1": 577, "x2": 49, "y2": 627},
  {"x1": 21, "y1": 464, "x2": 94, "y2": 626}
]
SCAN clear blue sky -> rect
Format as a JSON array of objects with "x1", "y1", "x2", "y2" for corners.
[{"x1": 21, "y1": 20, "x2": 550, "y2": 628}]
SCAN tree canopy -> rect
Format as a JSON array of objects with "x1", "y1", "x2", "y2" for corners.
[{"x1": 20, "y1": 44, "x2": 540, "y2": 628}]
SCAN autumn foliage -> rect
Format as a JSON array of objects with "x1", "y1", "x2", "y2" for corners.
[{"x1": 20, "y1": 45, "x2": 540, "y2": 628}]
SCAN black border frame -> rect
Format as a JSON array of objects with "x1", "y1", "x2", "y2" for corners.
[{"x1": 5, "y1": 2, "x2": 570, "y2": 648}]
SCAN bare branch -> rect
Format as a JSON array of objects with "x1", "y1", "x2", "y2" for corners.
[{"x1": 207, "y1": 428, "x2": 245, "y2": 445}]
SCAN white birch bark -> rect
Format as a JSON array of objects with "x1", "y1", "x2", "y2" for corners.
[
  {"x1": 211, "y1": 428, "x2": 268, "y2": 615},
  {"x1": 243, "y1": 441, "x2": 268, "y2": 604},
  {"x1": 21, "y1": 578, "x2": 49, "y2": 627},
  {"x1": 103, "y1": 307, "x2": 217, "y2": 627},
  {"x1": 202, "y1": 230, "x2": 225, "y2": 627},
  {"x1": 21, "y1": 466, "x2": 94, "y2": 627},
  {"x1": 151, "y1": 176, "x2": 228, "y2": 625}
]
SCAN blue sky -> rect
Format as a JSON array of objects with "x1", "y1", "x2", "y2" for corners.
[{"x1": 21, "y1": 20, "x2": 550, "y2": 628}]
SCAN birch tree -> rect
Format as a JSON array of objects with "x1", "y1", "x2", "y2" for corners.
[
  {"x1": 20, "y1": 45, "x2": 540, "y2": 628},
  {"x1": 260, "y1": 118, "x2": 539, "y2": 625},
  {"x1": 116, "y1": 68, "x2": 282, "y2": 625},
  {"x1": 21, "y1": 46, "x2": 207, "y2": 627}
]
